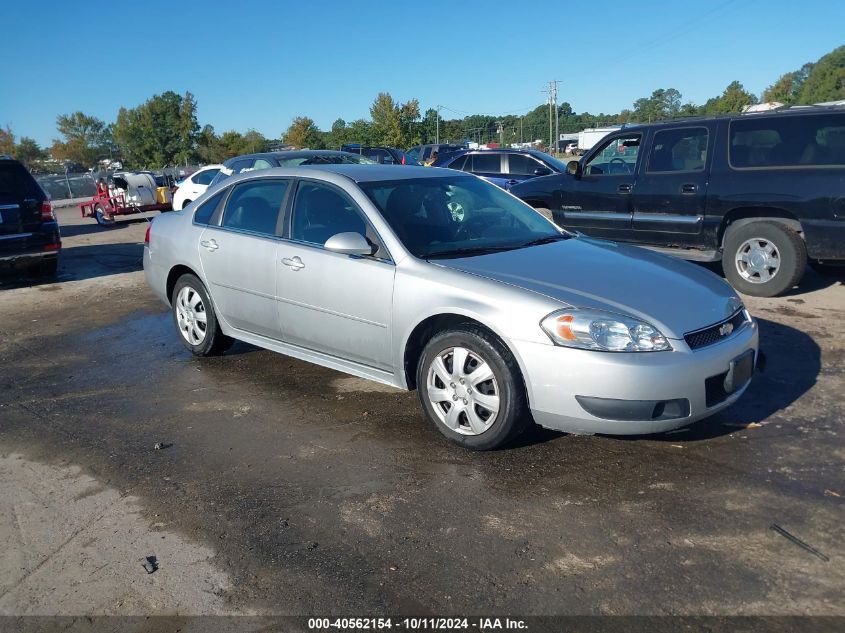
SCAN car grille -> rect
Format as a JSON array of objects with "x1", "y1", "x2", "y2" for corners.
[{"x1": 684, "y1": 310, "x2": 749, "y2": 350}]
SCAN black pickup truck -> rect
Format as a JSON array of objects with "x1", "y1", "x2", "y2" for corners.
[{"x1": 510, "y1": 106, "x2": 845, "y2": 297}]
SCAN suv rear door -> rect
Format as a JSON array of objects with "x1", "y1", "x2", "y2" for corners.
[
  {"x1": 630, "y1": 125, "x2": 712, "y2": 247},
  {"x1": 466, "y1": 152, "x2": 508, "y2": 188},
  {"x1": 504, "y1": 153, "x2": 553, "y2": 188}
]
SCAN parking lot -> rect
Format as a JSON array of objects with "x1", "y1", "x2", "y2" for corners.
[{"x1": 0, "y1": 206, "x2": 844, "y2": 619}]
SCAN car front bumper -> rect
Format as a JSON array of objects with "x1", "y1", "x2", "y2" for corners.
[{"x1": 512, "y1": 319, "x2": 759, "y2": 435}]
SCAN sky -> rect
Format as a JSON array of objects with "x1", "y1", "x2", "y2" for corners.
[{"x1": 2, "y1": 0, "x2": 844, "y2": 146}]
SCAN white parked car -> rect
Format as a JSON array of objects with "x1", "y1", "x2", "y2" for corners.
[{"x1": 172, "y1": 165, "x2": 223, "y2": 210}]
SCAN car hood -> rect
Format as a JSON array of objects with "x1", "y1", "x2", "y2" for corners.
[{"x1": 433, "y1": 237, "x2": 742, "y2": 339}]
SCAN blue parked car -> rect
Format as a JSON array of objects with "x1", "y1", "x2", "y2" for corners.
[{"x1": 432, "y1": 148, "x2": 567, "y2": 189}]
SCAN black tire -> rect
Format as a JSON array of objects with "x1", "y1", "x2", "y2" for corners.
[
  {"x1": 722, "y1": 221, "x2": 806, "y2": 297},
  {"x1": 94, "y1": 204, "x2": 115, "y2": 226},
  {"x1": 416, "y1": 325, "x2": 530, "y2": 451},
  {"x1": 171, "y1": 273, "x2": 233, "y2": 356},
  {"x1": 180, "y1": 200, "x2": 191, "y2": 211}
]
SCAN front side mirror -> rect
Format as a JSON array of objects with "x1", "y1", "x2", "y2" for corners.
[
  {"x1": 566, "y1": 160, "x2": 582, "y2": 177},
  {"x1": 533, "y1": 167, "x2": 552, "y2": 176},
  {"x1": 324, "y1": 231, "x2": 375, "y2": 256}
]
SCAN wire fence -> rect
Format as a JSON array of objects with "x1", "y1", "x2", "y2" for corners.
[{"x1": 35, "y1": 173, "x2": 97, "y2": 200}]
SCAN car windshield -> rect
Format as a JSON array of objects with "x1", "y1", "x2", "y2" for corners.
[
  {"x1": 278, "y1": 153, "x2": 376, "y2": 166},
  {"x1": 359, "y1": 175, "x2": 565, "y2": 259}
]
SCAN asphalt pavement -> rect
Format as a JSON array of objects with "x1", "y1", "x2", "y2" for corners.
[{"x1": 0, "y1": 206, "x2": 843, "y2": 623}]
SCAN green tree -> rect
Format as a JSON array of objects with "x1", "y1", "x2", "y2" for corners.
[
  {"x1": 283, "y1": 116, "x2": 323, "y2": 148},
  {"x1": 632, "y1": 88, "x2": 683, "y2": 121},
  {"x1": 177, "y1": 91, "x2": 200, "y2": 164},
  {"x1": 701, "y1": 81, "x2": 758, "y2": 115},
  {"x1": 14, "y1": 136, "x2": 46, "y2": 166},
  {"x1": 0, "y1": 126, "x2": 14, "y2": 156},
  {"x1": 325, "y1": 118, "x2": 350, "y2": 149},
  {"x1": 112, "y1": 91, "x2": 198, "y2": 168},
  {"x1": 795, "y1": 45, "x2": 845, "y2": 103},
  {"x1": 369, "y1": 93, "x2": 403, "y2": 146},
  {"x1": 51, "y1": 111, "x2": 109, "y2": 167}
]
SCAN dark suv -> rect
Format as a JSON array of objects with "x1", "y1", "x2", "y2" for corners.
[
  {"x1": 510, "y1": 106, "x2": 845, "y2": 297},
  {"x1": 0, "y1": 156, "x2": 60, "y2": 277}
]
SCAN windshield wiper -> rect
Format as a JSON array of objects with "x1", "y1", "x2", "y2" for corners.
[
  {"x1": 423, "y1": 245, "x2": 522, "y2": 259},
  {"x1": 520, "y1": 234, "x2": 570, "y2": 247}
]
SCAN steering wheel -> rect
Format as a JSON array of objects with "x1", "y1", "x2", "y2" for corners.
[{"x1": 609, "y1": 157, "x2": 632, "y2": 174}]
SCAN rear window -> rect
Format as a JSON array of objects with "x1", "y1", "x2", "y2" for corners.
[
  {"x1": 0, "y1": 163, "x2": 42, "y2": 200},
  {"x1": 729, "y1": 113, "x2": 845, "y2": 168},
  {"x1": 470, "y1": 153, "x2": 502, "y2": 173}
]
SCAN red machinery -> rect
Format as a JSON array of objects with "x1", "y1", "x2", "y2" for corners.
[{"x1": 80, "y1": 176, "x2": 172, "y2": 226}]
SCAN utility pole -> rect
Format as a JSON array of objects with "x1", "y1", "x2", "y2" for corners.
[
  {"x1": 496, "y1": 121, "x2": 504, "y2": 147},
  {"x1": 553, "y1": 80, "x2": 559, "y2": 156},
  {"x1": 520, "y1": 116, "x2": 523, "y2": 144},
  {"x1": 548, "y1": 82, "x2": 553, "y2": 153},
  {"x1": 435, "y1": 105, "x2": 441, "y2": 144}
]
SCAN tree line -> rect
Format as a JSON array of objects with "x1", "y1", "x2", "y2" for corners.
[{"x1": 1, "y1": 45, "x2": 842, "y2": 171}]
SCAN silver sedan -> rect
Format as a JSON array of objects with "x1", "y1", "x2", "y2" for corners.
[{"x1": 144, "y1": 165, "x2": 759, "y2": 450}]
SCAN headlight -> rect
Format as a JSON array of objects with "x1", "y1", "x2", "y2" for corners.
[{"x1": 540, "y1": 309, "x2": 672, "y2": 352}]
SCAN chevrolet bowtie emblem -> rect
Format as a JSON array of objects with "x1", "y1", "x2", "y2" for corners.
[{"x1": 719, "y1": 322, "x2": 734, "y2": 337}]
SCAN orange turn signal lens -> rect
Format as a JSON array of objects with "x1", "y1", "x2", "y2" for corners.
[{"x1": 554, "y1": 315, "x2": 577, "y2": 341}]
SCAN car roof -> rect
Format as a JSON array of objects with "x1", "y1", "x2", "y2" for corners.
[
  {"x1": 224, "y1": 150, "x2": 359, "y2": 164},
  {"x1": 222, "y1": 164, "x2": 458, "y2": 185},
  {"x1": 617, "y1": 103, "x2": 845, "y2": 132}
]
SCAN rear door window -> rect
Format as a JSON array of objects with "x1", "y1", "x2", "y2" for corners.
[
  {"x1": 221, "y1": 179, "x2": 289, "y2": 235},
  {"x1": 470, "y1": 153, "x2": 502, "y2": 174},
  {"x1": 507, "y1": 153, "x2": 545, "y2": 175},
  {"x1": 230, "y1": 158, "x2": 254, "y2": 174},
  {"x1": 730, "y1": 113, "x2": 845, "y2": 168},
  {"x1": 447, "y1": 155, "x2": 468, "y2": 171},
  {"x1": 193, "y1": 190, "x2": 226, "y2": 225},
  {"x1": 253, "y1": 159, "x2": 274, "y2": 171},
  {"x1": 647, "y1": 127, "x2": 709, "y2": 172},
  {"x1": 192, "y1": 169, "x2": 219, "y2": 186}
]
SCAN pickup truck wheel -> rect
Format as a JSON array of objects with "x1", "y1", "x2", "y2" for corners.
[
  {"x1": 417, "y1": 326, "x2": 529, "y2": 451},
  {"x1": 171, "y1": 274, "x2": 233, "y2": 356},
  {"x1": 722, "y1": 221, "x2": 806, "y2": 297}
]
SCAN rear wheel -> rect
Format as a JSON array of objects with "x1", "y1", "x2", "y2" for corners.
[
  {"x1": 416, "y1": 326, "x2": 529, "y2": 450},
  {"x1": 94, "y1": 204, "x2": 115, "y2": 226},
  {"x1": 171, "y1": 274, "x2": 233, "y2": 356},
  {"x1": 180, "y1": 199, "x2": 191, "y2": 210},
  {"x1": 722, "y1": 221, "x2": 806, "y2": 297}
]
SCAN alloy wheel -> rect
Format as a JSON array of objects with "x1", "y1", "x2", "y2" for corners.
[{"x1": 735, "y1": 237, "x2": 781, "y2": 284}]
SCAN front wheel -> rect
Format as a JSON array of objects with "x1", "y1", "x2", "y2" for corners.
[
  {"x1": 171, "y1": 274, "x2": 233, "y2": 356},
  {"x1": 722, "y1": 221, "x2": 806, "y2": 297},
  {"x1": 416, "y1": 326, "x2": 529, "y2": 450}
]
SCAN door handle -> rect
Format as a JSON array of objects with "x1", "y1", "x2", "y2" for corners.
[
  {"x1": 281, "y1": 256, "x2": 305, "y2": 271},
  {"x1": 681, "y1": 183, "x2": 698, "y2": 194},
  {"x1": 617, "y1": 184, "x2": 632, "y2": 194},
  {"x1": 506, "y1": 179, "x2": 519, "y2": 186},
  {"x1": 200, "y1": 238, "x2": 219, "y2": 251}
]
